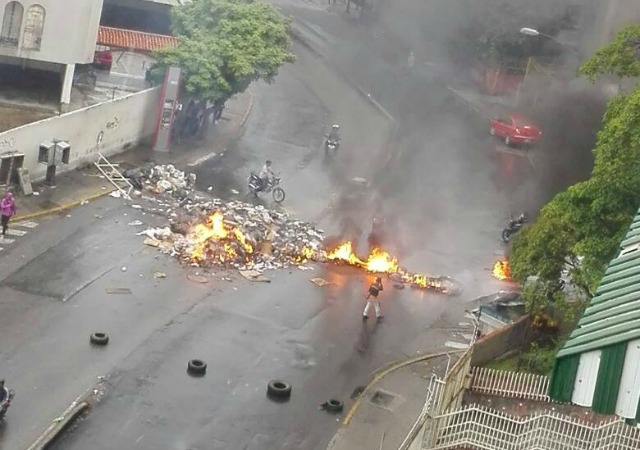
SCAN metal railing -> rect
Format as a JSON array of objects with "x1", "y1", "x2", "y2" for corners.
[
  {"x1": 427, "y1": 404, "x2": 640, "y2": 450},
  {"x1": 469, "y1": 366, "x2": 553, "y2": 402}
]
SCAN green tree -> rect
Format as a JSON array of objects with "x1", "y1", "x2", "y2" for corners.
[
  {"x1": 510, "y1": 26, "x2": 640, "y2": 298},
  {"x1": 580, "y1": 24, "x2": 640, "y2": 82},
  {"x1": 152, "y1": 0, "x2": 295, "y2": 137}
]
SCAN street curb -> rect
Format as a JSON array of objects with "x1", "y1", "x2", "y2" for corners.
[
  {"x1": 290, "y1": 25, "x2": 396, "y2": 124},
  {"x1": 13, "y1": 189, "x2": 115, "y2": 223},
  {"x1": 26, "y1": 400, "x2": 89, "y2": 450},
  {"x1": 341, "y1": 350, "x2": 463, "y2": 427},
  {"x1": 240, "y1": 90, "x2": 254, "y2": 128}
]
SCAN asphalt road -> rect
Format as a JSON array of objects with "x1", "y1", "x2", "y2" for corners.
[{"x1": 0, "y1": 3, "x2": 538, "y2": 450}]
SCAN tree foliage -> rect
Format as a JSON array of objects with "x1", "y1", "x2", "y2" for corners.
[
  {"x1": 510, "y1": 26, "x2": 640, "y2": 297},
  {"x1": 151, "y1": 0, "x2": 294, "y2": 136},
  {"x1": 446, "y1": 0, "x2": 581, "y2": 66},
  {"x1": 580, "y1": 24, "x2": 640, "y2": 82}
]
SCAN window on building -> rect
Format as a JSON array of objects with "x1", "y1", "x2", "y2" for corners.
[
  {"x1": 0, "y1": 1, "x2": 24, "y2": 47},
  {"x1": 22, "y1": 4, "x2": 45, "y2": 50}
]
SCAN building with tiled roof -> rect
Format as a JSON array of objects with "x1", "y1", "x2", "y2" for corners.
[
  {"x1": 97, "y1": 26, "x2": 177, "y2": 52},
  {"x1": 549, "y1": 208, "x2": 640, "y2": 422}
]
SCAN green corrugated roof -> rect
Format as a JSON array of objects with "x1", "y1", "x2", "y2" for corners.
[{"x1": 557, "y1": 210, "x2": 640, "y2": 359}]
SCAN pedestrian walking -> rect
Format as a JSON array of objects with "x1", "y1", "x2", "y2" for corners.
[
  {"x1": 1, "y1": 192, "x2": 16, "y2": 237},
  {"x1": 363, "y1": 276, "x2": 384, "y2": 321}
]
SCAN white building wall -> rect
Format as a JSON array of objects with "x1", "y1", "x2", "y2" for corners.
[
  {"x1": 0, "y1": 87, "x2": 161, "y2": 180},
  {"x1": 0, "y1": 0, "x2": 103, "y2": 64}
]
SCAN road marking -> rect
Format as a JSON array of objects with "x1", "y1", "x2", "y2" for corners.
[
  {"x1": 14, "y1": 220, "x2": 38, "y2": 228},
  {"x1": 0, "y1": 247, "x2": 3, "y2": 251},
  {"x1": 0, "y1": 237, "x2": 15, "y2": 244},
  {"x1": 462, "y1": 333, "x2": 475, "y2": 340},
  {"x1": 445, "y1": 341, "x2": 470, "y2": 350},
  {"x1": 6, "y1": 229, "x2": 27, "y2": 236},
  {"x1": 458, "y1": 321, "x2": 471, "y2": 327}
]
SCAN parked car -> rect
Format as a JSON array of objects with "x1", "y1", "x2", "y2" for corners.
[
  {"x1": 93, "y1": 45, "x2": 112, "y2": 71},
  {"x1": 490, "y1": 113, "x2": 542, "y2": 147}
]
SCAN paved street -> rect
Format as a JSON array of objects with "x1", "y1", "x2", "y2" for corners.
[{"x1": 0, "y1": 3, "x2": 541, "y2": 450}]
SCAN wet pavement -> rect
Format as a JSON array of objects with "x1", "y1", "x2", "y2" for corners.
[{"x1": 0, "y1": 3, "x2": 541, "y2": 450}]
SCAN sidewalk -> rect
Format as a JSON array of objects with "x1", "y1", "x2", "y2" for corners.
[
  {"x1": 10, "y1": 90, "x2": 253, "y2": 221},
  {"x1": 327, "y1": 352, "x2": 459, "y2": 450}
]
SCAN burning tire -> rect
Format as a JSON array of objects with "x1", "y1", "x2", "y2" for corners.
[
  {"x1": 187, "y1": 359, "x2": 207, "y2": 375},
  {"x1": 267, "y1": 380, "x2": 291, "y2": 399},
  {"x1": 90, "y1": 332, "x2": 110, "y2": 346},
  {"x1": 325, "y1": 399, "x2": 344, "y2": 413},
  {"x1": 272, "y1": 187, "x2": 285, "y2": 203}
]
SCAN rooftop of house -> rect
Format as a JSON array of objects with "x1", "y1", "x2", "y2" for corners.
[
  {"x1": 557, "y1": 209, "x2": 640, "y2": 358},
  {"x1": 97, "y1": 26, "x2": 177, "y2": 52}
]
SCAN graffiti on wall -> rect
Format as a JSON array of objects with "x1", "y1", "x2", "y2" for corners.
[{"x1": 106, "y1": 116, "x2": 119, "y2": 130}]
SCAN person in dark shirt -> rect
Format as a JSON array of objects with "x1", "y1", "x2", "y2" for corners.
[{"x1": 363, "y1": 277, "x2": 384, "y2": 321}]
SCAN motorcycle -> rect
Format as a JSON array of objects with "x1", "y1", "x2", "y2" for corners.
[
  {"x1": 248, "y1": 172, "x2": 286, "y2": 203},
  {"x1": 325, "y1": 138, "x2": 340, "y2": 157},
  {"x1": 0, "y1": 387, "x2": 15, "y2": 421},
  {"x1": 501, "y1": 215, "x2": 527, "y2": 243}
]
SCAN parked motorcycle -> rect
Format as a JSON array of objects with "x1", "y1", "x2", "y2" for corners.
[
  {"x1": 0, "y1": 387, "x2": 15, "y2": 421},
  {"x1": 501, "y1": 214, "x2": 527, "y2": 243},
  {"x1": 248, "y1": 172, "x2": 286, "y2": 203},
  {"x1": 325, "y1": 138, "x2": 340, "y2": 157}
]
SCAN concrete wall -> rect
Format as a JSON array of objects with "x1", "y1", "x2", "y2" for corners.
[
  {"x1": 0, "y1": 86, "x2": 161, "y2": 180},
  {"x1": 0, "y1": 0, "x2": 103, "y2": 64},
  {"x1": 471, "y1": 317, "x2": 531, "y2": 366}
]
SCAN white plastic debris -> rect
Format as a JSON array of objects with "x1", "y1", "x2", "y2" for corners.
[
  {"x1": 128, "y1": 220, "x2": 143, "y2": 226},
  {"x1": 109, "y1": 191, "x2": 122, "y2": 198}
]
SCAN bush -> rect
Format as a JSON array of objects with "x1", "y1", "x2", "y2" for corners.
[{"x1": 518, "y1": 344, "x2": 557, "y2": 375}]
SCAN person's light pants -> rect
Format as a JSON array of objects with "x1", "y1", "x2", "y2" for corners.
[{"x1": 363, "y1": 299, "x2": 381, "y2": 317}]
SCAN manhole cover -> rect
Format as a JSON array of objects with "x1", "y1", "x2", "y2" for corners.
[{"x1": 370, "y1": 390, "x2": 397, "y2": 408}]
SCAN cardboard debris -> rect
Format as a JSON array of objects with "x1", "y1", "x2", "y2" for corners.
[
  {"x1": 144, "y1": 237, "x2": 161, "y2": 247},
  {"x1": 239, "y1": 270, "x2": 270, "y2": 283},
  {"x1": 310, "y1": 277, "x2": 331, "y2": 287}
]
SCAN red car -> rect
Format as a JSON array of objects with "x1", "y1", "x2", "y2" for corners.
[{"x1": 490, "y1": 113, "x2": 542, "y2": 146}]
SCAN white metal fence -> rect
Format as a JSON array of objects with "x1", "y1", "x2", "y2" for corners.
[
  {"x1": 469, "y1": 366, "x2": 552, "y2": 402},
  {"x1": 428, "y1": 404, "x2": 640, "y2": 450}
]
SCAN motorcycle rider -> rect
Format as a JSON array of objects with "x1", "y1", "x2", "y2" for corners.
[
  {"x1": 327, "y1": 124, "x2": 341, "y2": 144},
  {"x1": 0, "y1": 380, "x2": 6, "y2": 404},
  {"x1": 259, "y1": 159, "x2": 275, "y2": 191}
]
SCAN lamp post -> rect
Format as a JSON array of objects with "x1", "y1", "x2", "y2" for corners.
[{"x1": 519, "y1": 27, "x2": 580, "y2": 56}]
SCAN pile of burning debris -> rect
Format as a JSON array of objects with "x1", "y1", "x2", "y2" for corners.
[
  {"x1": 132, "y1": 164, "x2": 464, "y2": 294},
  {"x1": 139, "y1": 199, "x2": 324, "y2": 272}
]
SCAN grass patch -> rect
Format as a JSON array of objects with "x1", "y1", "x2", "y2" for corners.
[{"x1": 484, "y1": 354, "x2": 521, "y2": 372}]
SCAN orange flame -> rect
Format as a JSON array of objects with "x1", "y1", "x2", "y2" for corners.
[
  {"x1": 365, "y1": 248, "x2": 399, "y2": 273},
  {"x1": 326, "y1": 242, "x2": 365, "y2": 267},
  {"x1": 325, "y1": 242, "x2": 400, "y2": 274},
  {"x1": 492, "y1": 260, "x2": 511, "y2": 280},
  {"x1": 188, "y1": 211, "x2": 253, "y2": 263}
]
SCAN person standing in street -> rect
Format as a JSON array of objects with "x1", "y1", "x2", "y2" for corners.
[
  {"x1": 363, "y1": 276, "x2": 384, "y2": 321},
  {"x1": 1, "y1": 191, "x2": 16, "y2": 237}
]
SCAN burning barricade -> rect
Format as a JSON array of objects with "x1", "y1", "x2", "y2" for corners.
[
  {"x1": 140, "y1": 199, "x2": 324, "y2": 271},
  {"x1": 322, "y1": 241, "x2": 462, "y2": 295}
]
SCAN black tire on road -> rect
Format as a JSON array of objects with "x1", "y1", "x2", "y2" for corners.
[
  {"x1": 326, "y1": 399, "x2": 344, "y2": 413},
  {"x1": 187, "y1": 359, "x2": 207, "y2": 375},
  {"x1": 490, "y1": 127, "x2": 496, "y2": 136},
  {"x1": 272, "y1": 187, "x2": 285, "y2": 203},
  {"x1": 501, "y1": 229, "x2": 511, "y2": 243},
  {"x1": 505, "y1": 135, "x2": 511, "y2": 146},
  {"x1": 267, "y1": 380, "x2": 292, "y2": 398},
  {"x1": 90, "y1": 332, "x2": 110, "y2": 346}
]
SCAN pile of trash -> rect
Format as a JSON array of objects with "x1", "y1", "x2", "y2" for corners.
[
  {"x1": 138, "y1": 197, "x2": 324, "y2": 272},
  {"x1": 124, "y1": 163, "x2": 196, "y2": 199}
]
